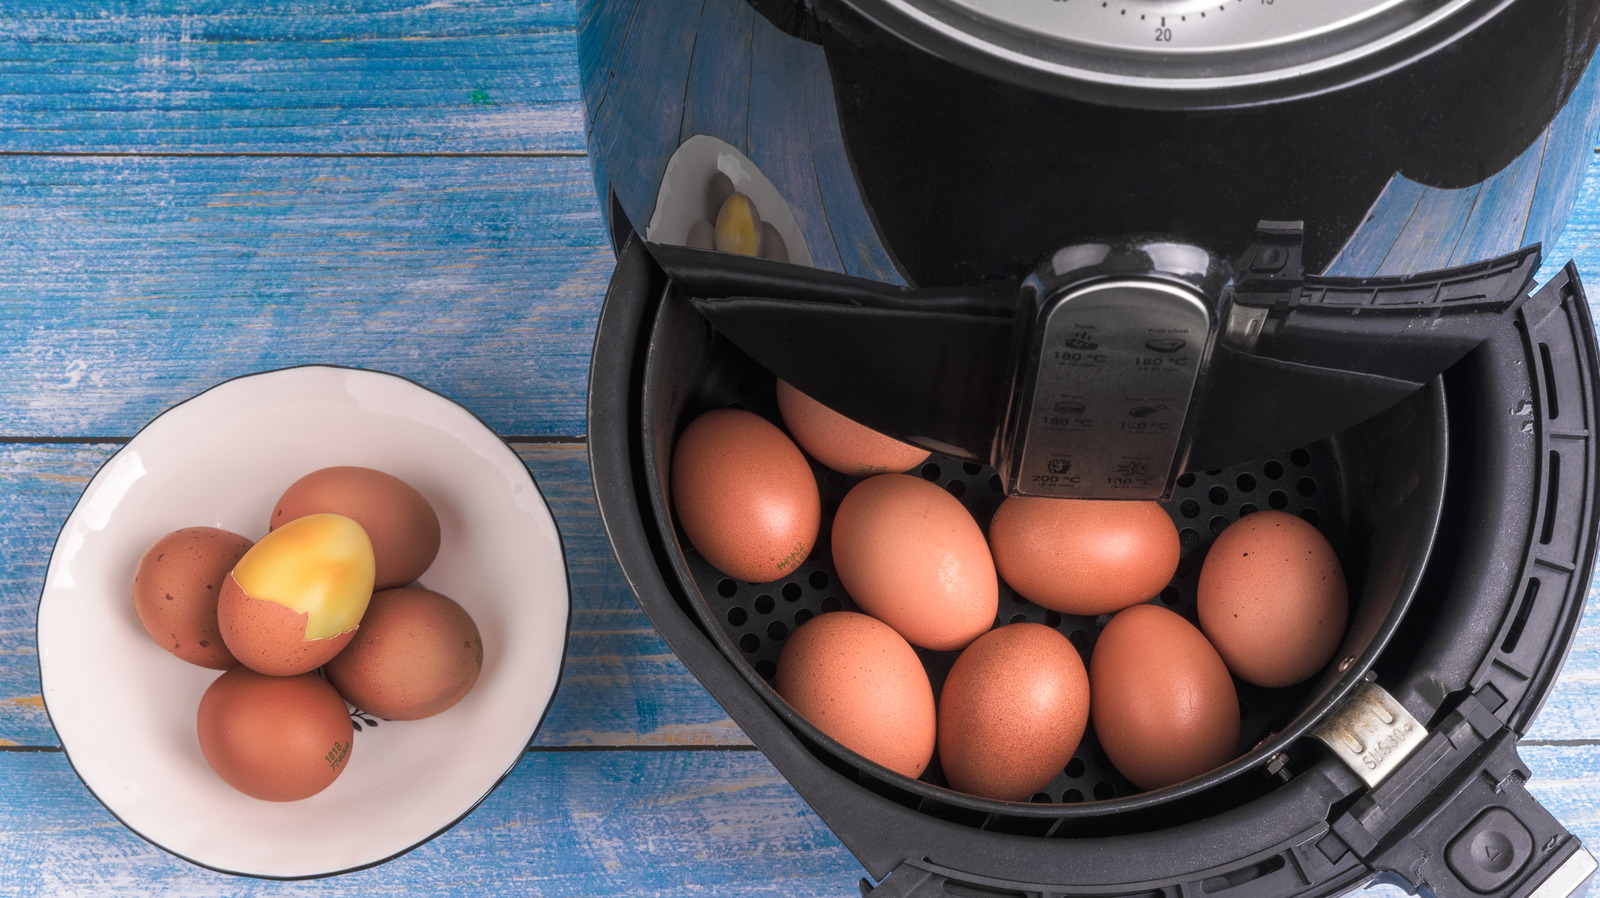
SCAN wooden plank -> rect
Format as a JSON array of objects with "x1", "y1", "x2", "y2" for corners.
[
  {"x1": 0, "y1": 154, "x2": 613, "y2": 439},
  {"x1": 747, "y1": 22, "x2": 844, "y2": 274},
  {"x1": 679, "y1": 0, "x2": 754, "y2": 158},
  {"x1": 576, "y1": 0, "x2": 643, "y2": 141},
  {"x1": 1525, "y1": 55, "x2": 1600, "y2": 255},
  {"x1": 1322, "y1": 175, "x2": 1426, "y2": 277},
  {"x1": 801, "y1": 40, "x2": 906, "y2": 286},
  {"x1": 1448, "y1": 131, "x2": 1546, "y2": 267},
  {"x1": 0, "y1": 743, "x2": 1594, "y2": 895},
  {"x1": 0, "y1": 443, "x2": 742, "y2": 749},
  {"x1": 0, "y1": 748, "x2": 861, "y2": 895},
  {"x1": 1373, "y1": 183, "x2": 1482, "y2": 276},
  {"x1": 0, "y1": 1, "x2": 585, "y2": 154},
  {"x1": 588, "y1": 0, "x2": 700, "y2": 233}
]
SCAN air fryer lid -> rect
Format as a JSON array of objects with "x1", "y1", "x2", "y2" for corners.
[
  {"x1": 652, "y1": 225, "x2": 1539, "y2": 500},
  {"x1": 587, "y1": 235, "x2": 1600, "y2": 898}
]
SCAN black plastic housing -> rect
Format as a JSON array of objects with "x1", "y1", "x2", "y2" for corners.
[{"x1": 589, "y1": 235, "x2": 1600, "y2": 898}]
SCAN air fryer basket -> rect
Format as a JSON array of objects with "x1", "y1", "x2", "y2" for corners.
[
  {"x1": 639, "y1": 256, "x2": 1446, "y2": 826},
  {"x1": 589, "y1": 234, "x2": 1600, "y2": 898}
]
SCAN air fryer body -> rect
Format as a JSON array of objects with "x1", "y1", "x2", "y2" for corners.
[
  {"x1": 579, "y1": 0, "x2": 1600, "y2": 287},
  {"x1": 580, "y1": 3, "x2": 1600, "y2": 897}
]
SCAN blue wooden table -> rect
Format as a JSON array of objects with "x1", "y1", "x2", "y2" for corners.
[{"x1": 2, "y1": 3, "x2": 1599, "y2": 895}]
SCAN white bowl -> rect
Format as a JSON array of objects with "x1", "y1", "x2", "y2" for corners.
[{"x1": 35, "y1": 366, "x2": 570, "y2": 878}]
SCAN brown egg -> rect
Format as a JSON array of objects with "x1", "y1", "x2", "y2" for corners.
[
  {"x1": 197, "y1": 667, "x2": 353, "y2": 801},
  {"x1": 760, "y1": 222, "x2": 789, "y2": 263},
  {"x1": 776, "y1": 611, "x2": 936, "y2": 778},
  {"x1": 989, "y1": 497, "x2": 1179, "y2": 615},
  {"x1": 1197, "y1": 510, "x2": 1349, "y2": 687},
  {"x1": 132, "y1": 527, "x2": 252, "y2": 669},
  {"x1": 218, "y1": 513, "x2": 375, "y2": 677},
  {"x1": 937, "y1": 623, "x2": 1089, "y2": 801},
  {"x1": 323, "y1": 587, "x2": 482, "y2": 720},
  {"x1": 685, "y1": 219, "x2": 716, "y2": 250},
  {"x1": 272, "y1": 466, "x2": 440, "y2": 591},
  {"x1": 706, "y1": 170, "x2": 735, "y2": 222},
  {"x1": 1090, "y1": 604, "x2": 1239, "y2": 792},
  {"x1": 775, "y1": 379, "x2": 930, "y2": 477},
  {"x1": 671, "y1": 408, "x2": 821, "y2": 583},
  {"x1": 831, "y1": 474, "x2": 997, "y2": 651}
]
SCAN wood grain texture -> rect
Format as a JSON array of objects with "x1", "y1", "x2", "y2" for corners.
[
  {"x1": 585, "y1": 0, "x2": 693, "y2": 237},
  {"x1": 1323, "y1": 176, "x2": 1424, "y2": 277},
  {"x1": 680, "y1": 0, "x2": 754, "y2": 157},
  {"x1": 746, "y1": 23, "x2": 844, "y2": 275},
  {"x1": 0, "y1": 743, "x2": 1594, "y2": 896},
  {"x1": 1526, "y1": 57, "x2": 1600, "y2": 255},
  {"x1": 0, "y1": 154, "x2": 612, "y2": 439},
  {"x1": 0, "y1": 749, "x2": 861, "y2": 896},
  {"x1": 0, "y1": 442, "x2": 742, "y2": 749},
  {"x1": 2, "y1": 0, "x2": 1600, "y2": 893},
  {"x1": 0, "y1": 0, "x2": 585, "y2": 155}
]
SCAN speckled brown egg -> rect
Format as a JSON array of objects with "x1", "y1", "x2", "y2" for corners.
[
  {"x1": 132, "y1": 527, "x2": 253, "y2": 669},
  {"x1": 989, "y1": 497, "x2": 1179, "y2": 616},
  {"x1": 197, "y1": 667, "x2": 353, "y2": 801},
  {"x1": 760, "y1": 223, "x2": 789, "y2": 263},
  {"x1": 775, "y1": 379, "x2": 930, "y2": 477},
  {"x1": 323, "y1": 587, "x2": 482, "y2": 720},
  {"x1": 937, "y1": 623, "x2": 1089, "y2": 801},
  {"x1": 671, "y1": 407, "x2": 821, "y2": 584},
  {"x1": 1090, "y1": 604, "x2": 1239, "y2": 792},
  {"x1": 831, "y1": 473, "x2": 998, "y2": 651},
  {"x1": 1197, "y1": 510, "x2": 1349, "y2": 688},
  {"x1": 775, "y1": 611, "x2": 936, "y2": 778},
  {"x1": 272, "y1": 466, "x2": 440, "y2": 591}
]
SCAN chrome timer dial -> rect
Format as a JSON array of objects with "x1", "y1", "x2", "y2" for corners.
[{"x1": 850, "y1": 0, "x2": 1488, "y2": 105}]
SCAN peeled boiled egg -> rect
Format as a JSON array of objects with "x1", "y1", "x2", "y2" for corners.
[
  {"x1": 197, "y1": 667, "x2": 353, "y2": 801},
  {"x1": 218, "y1": 512, "x2": 376, "y2": 677},
  {"x1": 671, "y1": 408, "x2": 821, "y2": 583},
  {"x1": 775, "y1": 611, "x2": 936, "y2": 778},
  {"x1": 1090, "y1": 604, "x2": 1239, "y2": 792},
  {"x1": 988, "y1": 497, "x2": 1179, "y2": 616},
  {"x1": 132, "y1": 527, "x2": 252, "y2": 669},
  {"x1": 714, "y1": 192, "x2": 762, "y2": 256},
  {"x1": 831, "y1": 473, "x2": 998, "y2": 651},
  {"x1": 1197, "y1": 510, "x2": 1349, "y2": 688},
  {"x1": 272, "y1": 466, "x2": 440, "y2": 591},
  {"x1": 937, "y1": 623, "x2": 1089, "y2": 801},
  {"x1": 775, "y1": 379, "x2": 930, "y2": 477},
  {"x1": 323, "y1": 587, "x2": 483, "y2": 720}
]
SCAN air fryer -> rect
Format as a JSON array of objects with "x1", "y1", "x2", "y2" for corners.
[{"x1": 578, "y1": 1, "x2": 1600, "y2": 896}]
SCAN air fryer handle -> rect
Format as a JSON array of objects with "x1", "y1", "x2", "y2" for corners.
[
  {"x1": 1329, "y1": 691, "x2": 1596, "y2": 898},
  {"x1": 1228, "y1": 241, "x2": 1541, "y2": 383}
]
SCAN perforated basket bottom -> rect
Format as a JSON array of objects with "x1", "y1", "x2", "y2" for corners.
[{"x1": 675, "y1": 373, "x2": 1348, "y2": 805}]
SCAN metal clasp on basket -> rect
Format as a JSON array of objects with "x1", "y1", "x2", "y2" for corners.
[{"x1": 1311, "y1": 678, "x2": 1427, "y2": 788}]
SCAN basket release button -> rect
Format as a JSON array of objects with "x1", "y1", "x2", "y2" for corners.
[{"x1": 1446, "y1": 808, "x2": 1534, "y2": 893}]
